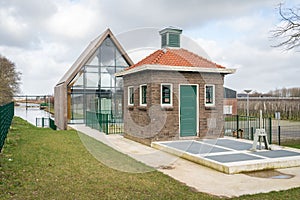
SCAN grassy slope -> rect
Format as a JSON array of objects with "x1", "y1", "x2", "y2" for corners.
[{"x1": 0, "y1": 117, "x2": 299, "y2": 199}]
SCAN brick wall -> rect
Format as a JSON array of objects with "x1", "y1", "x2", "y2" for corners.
[
  {"x1": 123, "y1": 70, "x2": 225, "y2": 144},
  {"x1": 224, "y1": 98, "x2": 238, "y2": 115}
]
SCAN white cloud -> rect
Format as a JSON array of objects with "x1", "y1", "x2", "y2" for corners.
[
  {"x1": 0, "y1": 0, "x2": 299, "y2": 95},
  {"x1": 45, "y1": 1, "x2": 100, "y2": 41},
  {"x1": 0, "y1": 7, "x2": 31, "y2": 46},
  {"x1": 196, "y1": 25, "x2": 300, "y2": 93}
]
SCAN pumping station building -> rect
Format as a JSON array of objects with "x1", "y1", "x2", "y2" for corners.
[{"x1": 54, "y1": 27, "x2": 235, "y2": 144}]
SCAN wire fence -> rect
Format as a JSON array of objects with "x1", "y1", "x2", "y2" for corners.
[
  {"x1": 271, "y1": 125, "x2": 300, "y2": 145},
  {"x1": 225, "y1": 115, "x2": 300, "y2": 146},
  {"x1": 224, "y1": 115, "x2": 272, "y2": 144},
  {"x1": 0, "y1": 102, "x2": 14, "y2": 152},
  {"x1": 86, "y1": 111, "x2": 123, "y2": 134}
]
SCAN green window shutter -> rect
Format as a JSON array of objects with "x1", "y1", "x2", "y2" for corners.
[
  {"x1": 169, "y1": 33, "x2": 180, "y2": 47},
  {"x1": 161, "y1": 34, "x2": 167, "y2": 48}
]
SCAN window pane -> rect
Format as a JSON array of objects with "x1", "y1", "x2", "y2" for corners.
[
  {"x1": 141, "y1": 85, "x2": 147, "y2": 104},
  {"x1": 224, "y1": 105, "x2": 232, "y2": 115},
  {"x1": 101, "y1": 73, "x2": 111, "y2": 88},
  {"x1": 86, "y1": 72, "x2": 99, "y2": 88},
  {"x1": 128, "y1": 87, "x2": 134, "y2": 105},
  {"x1": 87, "y1": 55, "x2": 99, "y2": 66},
  {"x1": 206, "y1": 85, "x2": 214, "y2": 105},
  {"x1": 162, "y1": 85, "x2": 171, "y2": 104},
  {"x1": 99, "y1": 38, "x2": 115, "y2": 66},
  {"x1": 131, "y1": 88, "x2": 134, "y2": 104},
  {"x1": 71, "y1": 94, "x2": 84, "y2": 120},
  {"x1": 87, "y1": 49, "x2": 100, "y2": 66},
  {"x1": 71, "y1": 72, "x2": 83, "y2": 88},
  {"x1": 116, "y1": 50, "x2": 129, "y2": 67},
  {"x1": 86, "y1": 66, "x2": 99, "y2": 73},
  {"x1": 144, "y1": 86, "x2": 147, "y2": 104}
]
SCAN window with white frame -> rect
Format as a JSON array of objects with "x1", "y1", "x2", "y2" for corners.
[
  {"x1": 128, "y1": 86, "x2": 134, "y2": 106},
  {"x1": 205, "y1": 84, "x2": 215, "y2": 106},
  {"x1": 161, "y1": 84, "x2": 172, "y2": 106},
  {"x1": 140, "y1": 84, "x2": 147, "y2": 106},
  {"x1": 223, "y1": 105, "x2": 232, "y2": 114}
]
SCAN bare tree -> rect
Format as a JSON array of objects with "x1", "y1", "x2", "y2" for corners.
[
  {"x1": 0, "y1": 55, "x2": 21, "y2": 105},
  {"x1": 271, "y1": 3, "x2": 300, "y2": 51}
]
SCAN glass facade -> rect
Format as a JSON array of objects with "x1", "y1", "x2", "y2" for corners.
[{"x1": 67, "y1": 36, "x2": 130, "y2": 123}]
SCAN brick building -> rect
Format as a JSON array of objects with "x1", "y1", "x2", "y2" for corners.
[
  {"x1": 116, "y1": 27, "x2": 235, "y2": 145},
  {"x1": 224, "y1": 87, "x2": 237, "y2": 115}
]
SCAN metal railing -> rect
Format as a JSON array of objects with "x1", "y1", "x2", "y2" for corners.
[
  {"x1": 0, "y1": 102, "x2": 14, "y2": 152},
  {"x1": 36, "y1": 117, "x2": 49, "y2": 127},
  {"x1": 35, "y1": 117, "x2": 57, "y2": 130},
  {"x1": 86, "y1": 111, "x2": 123, "y2": 134}
]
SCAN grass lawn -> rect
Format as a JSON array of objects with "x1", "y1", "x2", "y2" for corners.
[
  {"x1": 1, "y1": 117, "x2": 300, "y2": 199},
  {"x1": 284, "y1": 142, "x2": 300, "y2": 149}
]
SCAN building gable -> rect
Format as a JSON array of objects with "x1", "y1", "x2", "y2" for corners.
[{"x1": 56, "y1": 29, "x2": 134, "y2": 87}]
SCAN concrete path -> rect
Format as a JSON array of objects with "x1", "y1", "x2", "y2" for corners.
[{"x1": 70, "y1": 125, "x2": 300, "y2": 198}]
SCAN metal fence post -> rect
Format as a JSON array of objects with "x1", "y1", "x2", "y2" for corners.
[
  {"x1": 269, "y1": 117, "x2": 272, "y2": 144},
  {"x1": 251, "y1": 127, "x2": 254, "y2": 140},
  {"x1": 278, "y1": 125, "x2": 281, "y2": 145},
  {"x1": 236, "y1": 115, "x2": 239, "y2": 138},
  {"x1": 105, "y1": 114, "x2": 109, "y2": 135},
  {"x1": 85, "y1": 111, "x2": 87, "y2": 127}
]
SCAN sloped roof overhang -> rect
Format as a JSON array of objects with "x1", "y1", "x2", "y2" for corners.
[{"x1": 115, "y1": 64, "x2": 236, "y2": 77}]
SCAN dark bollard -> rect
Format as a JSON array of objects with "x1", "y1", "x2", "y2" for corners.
[
  {"x1": 251, "y1": 127, "x2": 254, "y2": 140},
  {"x1": 278, "y1": 126, "x2": 281, "y2": 146}
]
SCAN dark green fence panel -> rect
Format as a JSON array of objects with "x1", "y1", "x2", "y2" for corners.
[
  {"x1": 224, "y1": 115, "x2": 272, "y2": 143},
  {"x1": 49, "y1": 118, "x2": 57, "y2": 130},
  {"x1": 86, "y1": 111, "x2": 123, "y2": 134},
  {"x1": 0, "y1": 102, "x2": 14, "y2": 152}
]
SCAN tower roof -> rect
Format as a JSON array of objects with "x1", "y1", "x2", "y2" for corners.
[
  {"x1": 126, "y1": 48, "x2": 225, "y2": 71},
  {"x1": 115, "y1": 47, "x2": 235, "y2": 77}
]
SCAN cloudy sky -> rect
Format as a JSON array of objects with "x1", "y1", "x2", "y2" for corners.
[{"x1": 0, "y1": 0, "x2": 299, "y2": 95}]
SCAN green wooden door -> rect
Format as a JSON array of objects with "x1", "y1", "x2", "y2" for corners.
[{"x1": 180, "y1": 85, "x2": 197, "y2": 137}]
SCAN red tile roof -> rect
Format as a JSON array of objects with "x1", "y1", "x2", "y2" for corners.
[{"x1": 126, "y1": 48, "x2": 225, "y2": 70}]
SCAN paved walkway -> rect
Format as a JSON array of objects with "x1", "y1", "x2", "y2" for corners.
[{"x1": 70, "y1": 125, "x2": 300, "y2": 198}]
